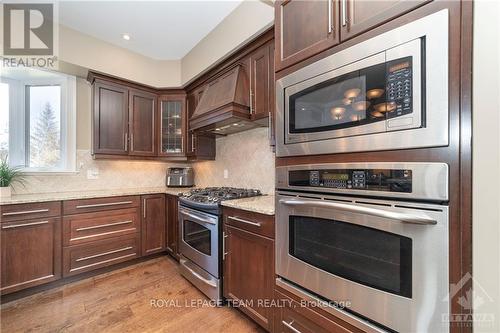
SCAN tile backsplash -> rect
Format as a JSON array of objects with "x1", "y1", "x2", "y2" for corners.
[
  {"x1": 12, "y1": 127, "x2": 275, "y2": 195},
  {"x1": 193, "y1": 127, "x2": 275, "y2": 194}
]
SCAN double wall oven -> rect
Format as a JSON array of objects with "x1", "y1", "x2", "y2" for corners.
[
  {"x1": 276, "y1": 163, "x2": 450, "y2": 332},
  {"x1": 275, "y1": 9, "x2": 449, "y2": 157}
]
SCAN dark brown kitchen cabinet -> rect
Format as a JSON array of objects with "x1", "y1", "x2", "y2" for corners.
[
  {"x1": 249, "y1": 42, "x2": 272, "y2": 120},
  {"x1": 223, "y1": 208, "x2": 275, "y2": 332},
  {"x1": 1, "y1": 217, "x2": 61, "y2": 295},
  {"x1": 340, "y1": 0, "x2": 428, "y2": 41},
  {"x1": 165, "y1": 194, "x2": 179, "y2": 259},
  {"x1": 92, "y1": 80, "x2": 129, "y2": 155},
  {"x1": 141, "y1": 194, "x2": 166, "y2": 256},
  {"x1": 275, "y1": 0, "x2": 339, "y2": 71},
  {"x1": 129, "y1": 90, "x2": 157, "y2": 156},
  {"x1": 158, "y1": 94, "x2": 187, "y2": 157}
]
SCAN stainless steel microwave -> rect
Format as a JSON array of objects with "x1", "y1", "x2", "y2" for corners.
[{"x1": 275, "y1": 10, "x2": 449, "y2": 157}]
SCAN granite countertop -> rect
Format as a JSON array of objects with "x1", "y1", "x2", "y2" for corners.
[
  {"x1": 0, "y1": 187, "x2": 192, "y2": 205},
  {"x1": 221, "y1": 195, "x2": 275, "y2": 215}
]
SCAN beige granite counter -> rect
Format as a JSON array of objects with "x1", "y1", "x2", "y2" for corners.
[
  {"x1": 0, "y1": 187, "x2": 192, "y2": 205},
  {"x1": 221, "y1": 195, "x2": 275, "y2": 215}
]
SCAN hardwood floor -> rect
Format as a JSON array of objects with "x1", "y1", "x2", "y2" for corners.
[{"x1": 0, "y1": 256, "x2": 265, "y2": 333}]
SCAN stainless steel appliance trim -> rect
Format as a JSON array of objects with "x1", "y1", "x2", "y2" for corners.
[
  {"x1": 276, "y1": 278, "x2": 387, "y2": 333},
  {"x1": 179, "y1": 255, "x2": 221, "y2": 302},
  {"x1": 180, "y1": 258, "x2": 217, "y2": 287},
  {"x1": 279, "y1": 199, "x2": 437, "y2": 225},
  {"x1": 276, "y1": 9, "x2": 449, "y2": 156},
  {"x1": 275, "y1": 191, "x2": 450, "y2": 332},
  {"x1": 1, "y1": 220, "x2": 49, "y2": 229},
  {"x1": 276, "y1": 162, "x2": 449, "y2": 201},
  {"x1": 75, "y1": 220, "x2": 133, "y2": 232},
  {"x1": 75, "y1": 201, "x2": 133, "y2": 209},
  {"x1": 227, "y1": 215, "x2": 262, "y2": 227},
  {"x1": 178, "y1": 206, "x2": 219, "y2": 277},
  {"x1": 75, "y1": 246, "x2": 133, "y2": 262},
  {"x1": 2, "y1": 209, "x2": 49, "y2": 216}
]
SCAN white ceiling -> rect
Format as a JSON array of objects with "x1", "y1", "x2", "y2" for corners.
[{"x1": 59, "y1": 1, "x2": 244, "y2": 60}]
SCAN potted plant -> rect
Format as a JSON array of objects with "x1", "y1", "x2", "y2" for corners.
[{"x1": 0, "y1": 156, "x2": 25, "y2": 198}]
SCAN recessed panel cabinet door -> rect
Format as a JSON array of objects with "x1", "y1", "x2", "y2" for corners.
[
  {"x1": 129, "y1": 90, "x2": 157, "y2": 156},
  {"x1": 340, "y1": 0, "x2": 429, "y2": 41},
  {"x1": 249, "y1": 43, "x2": 271, "y2": 120},
  {"x1": 1, "y1": 218, "x2": 61, "y2": 294},
  {"x1": 165, "y1": 194, "x2": 179, "y2": 259},
  {"x1": 141, "y1": 194, "x2": 166, "y2": 256},
  {"x1": 275, "y1": 0, "x2": 339, "y2": 71},
  {"x1": 93, "y1": 81, "x2": 129, "y2": 155},
  {"x1": 223, "y1": 225, "x2": 275, "y2": 331}
]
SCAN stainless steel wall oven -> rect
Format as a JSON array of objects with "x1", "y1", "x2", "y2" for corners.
[
  {"x1": 275, "y1": 162, "x2": 450, "y2": 333},
  {"x1": 275, "y1": 10, "x2": 449, "y2": 157}
]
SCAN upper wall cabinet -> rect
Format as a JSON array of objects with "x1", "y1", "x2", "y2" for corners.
[
  {"x1": 275, "y1": 0, "x2": 428, "y2": 71},
  {"x1": 340, "y1": 0, "x2": 429, "y2": 40},
  {"x1": 275, "y1": 0, "x2": 339, "y2": 72},
  {"x1": 158, "y1": 94, "x2": 187, "y2": 157},
  {"x1": 92, "y1": 81, "x2": 129, "y2": 155},
  {"x1": 249, "y1": 41, "x2": 274, "y2": 121},
  {"x1": 129, "y1": 90, "x2": 157, "y2": 156}
]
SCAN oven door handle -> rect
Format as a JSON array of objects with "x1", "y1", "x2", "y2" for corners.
[
  {"x1": 180, "y1": 258, "x2": 217, "y2": 288},
  {"x1": 180, "y1": 211, "x2": 217, "y2": 226},
  {"x1": 279, "y1": 199, "x2": 437, "y2": 225}
]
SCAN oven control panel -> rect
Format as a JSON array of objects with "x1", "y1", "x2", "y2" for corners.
[
  {"x1": 386, "y1": 57, "x2": 413, "y2": 119},
  {"x1": 293, "y1": 168, "x2": 412, "y2": 193}
]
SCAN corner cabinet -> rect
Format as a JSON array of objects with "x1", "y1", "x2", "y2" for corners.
[{"x1": 158, "y1": 94, "x2": 187, "y2": 157}]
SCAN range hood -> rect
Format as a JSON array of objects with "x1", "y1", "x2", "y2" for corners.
[{"x1": 189, "y1": 64, "x2": 260, "y2": 135}]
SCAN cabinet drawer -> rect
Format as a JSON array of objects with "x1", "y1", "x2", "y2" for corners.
[
  {"x1": 0, "y1": 201, "x2": 61, "y2": 223},
  {"x1": 63, "y1": 208, "x2": 140, "y2": 246},
  {"x1": 63, "y1": 233, "x2": 140, "y2": 277},
  {"x1": 63, "y1": 196, "x2": 140, "y2": 215},
  {"x1": 223, "y1": 207, "x2": 274, "y2": 239},
  {"x1": 275, "y1": 291, "x2": 359, "y2": 333}
]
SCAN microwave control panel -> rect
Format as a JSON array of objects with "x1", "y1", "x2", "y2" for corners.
[
  {"x1": 386, "y1": 57, "x2": 413, "y2": 119},
  {"x1": 291, "y1": 169, "x2": 413, "y2": 193}
]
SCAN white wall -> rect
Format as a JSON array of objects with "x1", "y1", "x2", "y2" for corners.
[
  {"x1": 181, "y1": 0, "x2": 274, "y2": 84},
  {"x1": 473, "y1": 1, "x2": 500, "y2": 332},
  {"x1": 59, "y1": 25, "x2": 182, "y2": 87}
]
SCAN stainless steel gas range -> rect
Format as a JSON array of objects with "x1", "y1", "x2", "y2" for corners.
[{"x1": 177, "y1": 187, "x2": 261, "y2": 302}]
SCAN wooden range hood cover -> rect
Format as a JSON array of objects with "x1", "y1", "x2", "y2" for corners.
[{"x1": 190, "y1": 64, "x2": 251, "y2": 131}]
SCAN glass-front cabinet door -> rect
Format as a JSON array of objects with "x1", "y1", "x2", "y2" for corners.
[{"x1": 158, "y1": 94, "x2": 186, "y2": 156}]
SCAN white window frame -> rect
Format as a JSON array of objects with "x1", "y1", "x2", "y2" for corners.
[{"x1": 2, "y1": 71, "x2": 76, "y2": 173}]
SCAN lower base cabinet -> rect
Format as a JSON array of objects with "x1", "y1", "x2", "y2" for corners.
[
  {"x1": 141, "y1": 194, "x2": 166, "y2": 256},
  {"x1": 223, "y1": 207, "x2": 275, "y2": 332},
  {"x1": 165, "y1": 194, "x2": 179, "y2": 258},
  {"x1": 1, "y1": 217, "x2": 61, "y2": 295}
]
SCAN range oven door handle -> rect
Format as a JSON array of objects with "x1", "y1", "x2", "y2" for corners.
[
  {"x1": 180, "y1": 210, "x2": 217, "y2": 226},
  {"x1": 278, "y1": 199, "x2": 437, "y2": 225},
  {"x1": 180, "y1": 258, "x2": 217, "y2": 288}
]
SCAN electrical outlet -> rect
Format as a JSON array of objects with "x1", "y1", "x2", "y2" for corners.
[
  {"x1": 87, "y1": 168, "x2": 99, "y2": 180},
  {"x1": 223, "y1": 169, "x2": 229, "y2": 179}
]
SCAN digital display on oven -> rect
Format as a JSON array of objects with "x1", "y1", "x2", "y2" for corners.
[{"x1": 289, "y1": 169, "x2": 412, "y2": 193}]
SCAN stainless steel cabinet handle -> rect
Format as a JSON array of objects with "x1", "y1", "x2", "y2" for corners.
[
  {"x1": 279, "y1": 199, "x2": 437, "y2": 225},
  {"x1": 2, "y1": 220, "x2": 49, "y2": 229},
  {"x1": 75, "y1": 201, "x2": 133, "y2": 209},
  {"x1": 191, "y1": 133, "x2": 196, "y2": 152},
  {"x1": 124, "y1": 132, "x2": 128, "y2": 151},
  {"x1": 130, "y1": 133, "x2": 134, "y2": 152},
  {"x1": 2, "y1": 208, "x2": 49, "y2": 216},
  {"x1": 143, "y1": 199, "x2": 147, "y2": 219},
  {"x1": 268, "y1": 111, "x2": 272, "y2": 140},
  {"x1": 75, "y1": 246, "x2": 133, "y2": 262},
  {"x1": 342, "y1": 0, "x2": 348, "y2": 27},
  {"x1": 76, "y1": 220, "x2": 133, "y2": 232},
  {"x1": 228, "y1": 216, "x2": 262, "y2": 227},
  {"x1": 222, "y1": 232, "x2": 229, "y2": 260},
  {"x1": 328, "y1": 0, "x2": 332, "y2": 33},
  {"x1": 249, "y1": 89, "x2": 253, "y2": 113},
  {"x1": 282, "y1": 320, "x2": 302, "y2": 333},
  {"x1": 180, "y1": 259, "x2": 217, "y2": 288}
]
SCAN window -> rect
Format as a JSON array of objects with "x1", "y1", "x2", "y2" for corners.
[{"x1": 1, "y1": 68, "x2": 76, "y2": 172}]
